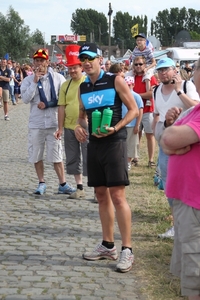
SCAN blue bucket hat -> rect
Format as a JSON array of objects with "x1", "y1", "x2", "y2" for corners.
[{"x1": 156, "y1": 58, "x2": 175, "y2": 69}]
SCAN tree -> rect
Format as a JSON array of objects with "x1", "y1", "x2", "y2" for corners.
[
  {"x1": 113, "y1": 12, "x2": 134, "y2": 51},
  {"x1": 0, "y1": 13, "x2": 6, "y2": 57},
  {"x1": 0, "y1": 6, "x2": 32, "y2": 61},
  {"x1": 31, "y1": 29, "x2": 45, "y2": 46},
  {"x1": 113, "y1": 12, "x2": 148, "y2": 51},
  {"x1": 71, "y1": 9, "x2": 108, "y2": 46},
  {"x1": 151, "y1": 7, "x2": 200, "y2": 46},
  {"x1": 0, "y1": 6, "x2": 47, "y2": 62},
  {"x1": 190, "y1": 31, "x2": 200, "y2": 40}
]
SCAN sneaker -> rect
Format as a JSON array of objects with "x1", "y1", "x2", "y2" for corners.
[
  {"x1": 153, "y1": 175, "x2": 159, "y2": 186},
  {"x1": 83, "y1": 244, "x2": 118, "y2": 261},
  {"x1": 58, "y1": 183, "x2": 76, "y2": 194},
  {"x1": 116, "y1": 248, "x2": 134, "y2": 273},
  {"x1": 68, "y1": 188, "x2": 85, "y2": 199},
  {"x1": 158, "y1": 226, "x2": 175, "y2": 239},
  {"x1": 34, "y1": 183, "x2": 46, "y2": 195},
  {"x1": 4, "y1": 115, "x2": 10, "y2": 121},
  {"x1": 158, "y1": 179, "x2": 164, "y2": 190}
]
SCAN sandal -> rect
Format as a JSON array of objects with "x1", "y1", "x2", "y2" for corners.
[
  {"x1": 131, "y1": 158, "x2": 139, "y2": 166},
  {"x1": 148, "y1": 161, "x2": 156, "y2": 168}
]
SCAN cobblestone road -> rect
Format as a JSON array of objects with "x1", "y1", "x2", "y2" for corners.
[{"x1": 0, "y1": 102, "x2": 144, "y2": 300}]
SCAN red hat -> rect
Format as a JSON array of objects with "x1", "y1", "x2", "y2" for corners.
[
  {"x1": 65, "y1": 44, "x2": 81, "y2": 67},
  {"x1": 33, "y1": 49, "x2": 48, "y2": 60}
]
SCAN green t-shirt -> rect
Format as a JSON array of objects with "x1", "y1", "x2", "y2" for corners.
[{"x1": 58, "y1": 75, "x2": 86, "y2": 129}]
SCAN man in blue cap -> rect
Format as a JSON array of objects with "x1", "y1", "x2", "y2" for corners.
[
  {"x1": 152, "y1": 57, "x2": 199, "y2": 239},
  {"x1": 74, "y1": 42, "x2": 139, "y2": 273}
]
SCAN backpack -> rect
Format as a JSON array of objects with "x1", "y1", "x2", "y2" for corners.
[{"x1": 153, "y1": 80, "x2": 187, "y2": 100}]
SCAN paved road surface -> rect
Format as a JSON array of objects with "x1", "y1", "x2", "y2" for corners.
[{"x1": 0, "y1": 102, "x2": 144, "y2": 300}]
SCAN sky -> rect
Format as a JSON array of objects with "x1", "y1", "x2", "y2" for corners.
[{"x1": 1, "y1": 0, "x2": 200, "y2": 44}]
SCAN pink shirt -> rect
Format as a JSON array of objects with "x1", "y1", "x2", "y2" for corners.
[{"x1": 166, "y1": 104, "x2": 200, "y2": 209}]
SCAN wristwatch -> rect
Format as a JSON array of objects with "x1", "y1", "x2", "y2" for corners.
[{"x1": 177, "y1": 90, "x2": 184, "y2": 96}]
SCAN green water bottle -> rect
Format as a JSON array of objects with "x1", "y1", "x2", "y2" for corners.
[
  {"x1": 100, "y1": 107, "x2": 113, "y2": 133},
  {"x1": 92, "y1": 109, "x2": 101, "y2": 134}
]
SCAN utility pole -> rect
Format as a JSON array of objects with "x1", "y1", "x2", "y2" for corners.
[{"x1": 108, "y1": 3, "x2": 113, "y2": 59}]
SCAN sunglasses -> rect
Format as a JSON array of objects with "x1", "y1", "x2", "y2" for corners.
[
  {"x1": 79, "y1": 56, "x2": 98, "y2": 63},
  {"x1": 134, "y1": 63, "x2": 143, "y2": 66}
]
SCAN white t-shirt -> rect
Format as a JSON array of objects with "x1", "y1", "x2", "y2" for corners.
[{"x1": 154, "y1": 81, "x2": 200, "y2": 122}]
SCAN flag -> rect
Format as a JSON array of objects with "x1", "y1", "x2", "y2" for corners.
[
  {"x1": 131, "y1": 24, "x2": 139, "y2": 37},
  {"x1": 146, "y1": 39, "x2": 154, "y2": 52},
  {"x1": 4, "y1": 53, "x2": 9, "y2": 60}
]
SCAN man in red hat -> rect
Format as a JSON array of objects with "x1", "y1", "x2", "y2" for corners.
[
  {"x1": 55, "y1": 44, "x2": 87, "y2": 199},
  {"x1": 21, "y1": 48, "x2": 76, "y2": 195}
]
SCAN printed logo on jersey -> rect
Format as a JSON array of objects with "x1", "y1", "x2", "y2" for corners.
[{"x1": 81, "y1": 88, "x2": 116, "y2": 109}]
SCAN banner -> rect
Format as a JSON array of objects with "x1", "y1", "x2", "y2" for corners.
[
  {"x1": 52, "y1": 35, "x2": 86, "y2": 42},
  {"x1": 55, "y1": 54, "x2": 63, "y2": 63},
  {"x1": 131, "y1": 24, "x2": 139, "y2": 37}
]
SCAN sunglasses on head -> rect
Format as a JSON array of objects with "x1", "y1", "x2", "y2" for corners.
[
  {"x1": 79, "y1": 56, "x2": 98, "y2": 63},
  {"x1": 134, "y1": 63, "x2": 143, "y2": 66}
]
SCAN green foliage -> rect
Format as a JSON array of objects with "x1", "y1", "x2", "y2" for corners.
[
  {"x1": 151, "y1": 7, "x2": 200, "y2": 46},
  {"x1": 0, "y1": 13, "x2": 6, "y2": 57},
  {"x1": 190, "y1": 31, "x2": 200, "y2": 40},
  {"x1": 1, "y1": 5, "x2": 200, "y2": 62},
  {"x1": 70, "y1": 7, "x2": 200, "y2": 50},
  {"x1": 113, "y1": 11, "x2": 135, "y2": 50},
  {"x1": 71, "y1": 8, "x2": 108, "y2": 45},
  {"x1": 31, "y1": 29, "x2": 45, "y2": 46},
  {"x1": 0, "y1": 6, "x2": 45, "y2": 62}
]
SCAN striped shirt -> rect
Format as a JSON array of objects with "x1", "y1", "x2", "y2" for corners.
[{"x1": 132, "y1": 46, "x2": 154, "y2": 66}]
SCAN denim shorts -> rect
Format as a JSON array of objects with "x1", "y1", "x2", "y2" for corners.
[{"x1": 158, "y1": 146, "x2": 174, "y2": 207}]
